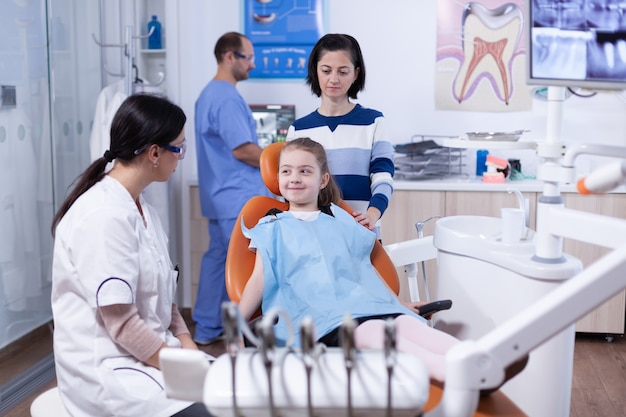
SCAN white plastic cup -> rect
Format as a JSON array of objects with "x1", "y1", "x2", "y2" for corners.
[{"x1": 501, "y1": 208, "x2": 525, "y2": 243}]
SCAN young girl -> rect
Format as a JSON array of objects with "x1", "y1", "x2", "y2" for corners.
[{"x1": 237, "y1": 137, "x2": 459, "y2": 383}]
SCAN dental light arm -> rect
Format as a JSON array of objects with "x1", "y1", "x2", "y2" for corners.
[
  {"x1": 426, "y1": 242, "x2": 626, "y2": 417},
  {"x1": 562, "y1": 144, "x2": 626, "y2": 168},
  {"x1": 577, "y1": 160, "x2": 626, "y2": 194}
]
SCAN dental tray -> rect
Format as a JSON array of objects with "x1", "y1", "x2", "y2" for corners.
[
  {"x1": 394, "y1": 135, "x2": 467, "y2": 180},
  {"x1": 394, "y1": 140, "x2": 442, "y2": 155},
  {"x1": 466, "y1": 130, "x2": 528, "y2": 142}
]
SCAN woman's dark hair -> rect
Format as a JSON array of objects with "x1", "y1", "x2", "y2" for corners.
[
  {"x1": 306, "y1": 33, "x2": 366, "y2": 99},
  {"x1": 51, "y1": 93, "x2": 186, "y2": 236},
  {"x1": 281, "y1": 137, "x2": 341, "y2": 208},
  {"x1": 214, "y1": 31, "x2": 246, "y2": 63}
]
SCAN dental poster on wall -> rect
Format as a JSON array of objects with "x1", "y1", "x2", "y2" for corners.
[
  {"x1": 435, "y1": 0, "x2": 533, "y2": 112},
  {"x1": 243, "y1": 0, "x2": 325, "y2": 79}
]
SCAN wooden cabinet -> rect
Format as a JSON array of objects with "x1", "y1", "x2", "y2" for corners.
[
  {"x1": 380, "y1": 191, "x2": 444, "y2": 302},
  {"x1": 381, "y1": 190, "x2": 445, "y2": 243},
  {"x1": 381, "y1": 189, "x2": 625, "y2": 335},
  {"x1": 561, "y1": 193, "x2": 626, "y2": 334},
  {"x1": 189, "y1": 185, "x2": 208, "y2": 310},
  {"x1": 444, "y1": 191, "x2": 537, "y2": 227}
]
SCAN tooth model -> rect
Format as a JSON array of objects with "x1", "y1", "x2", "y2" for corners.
[
  {"x1": 454, "y1": 2, "x2": 523, "y2": 105},
  {"x1": 483, "y1": 154, "x2": 508, "y2": 183}
]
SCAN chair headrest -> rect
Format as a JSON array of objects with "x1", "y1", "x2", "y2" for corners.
[{"x1": 260, "y1": 141, "x2": 286, "y2": 196}]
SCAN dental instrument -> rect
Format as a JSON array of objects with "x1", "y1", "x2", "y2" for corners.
[
  {"x1": 197, "y1": 305, "x2": 432, "y2": 417},
  {"x1": 414, "y1": 216, "x2": 442, "y2": 303}
]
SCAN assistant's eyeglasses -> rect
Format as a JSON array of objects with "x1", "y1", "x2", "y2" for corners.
[{"x1": 232, "y1": 50, "x2": 255, "y2": 62}]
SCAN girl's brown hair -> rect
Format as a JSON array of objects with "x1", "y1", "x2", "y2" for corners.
[{"x1": 281, "y1": 137, "x2": 342, "y2": 208}]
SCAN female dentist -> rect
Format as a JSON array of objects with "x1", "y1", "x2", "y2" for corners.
[{"x1": 50, "y1": 94, "x2": 212, "y2": 417}]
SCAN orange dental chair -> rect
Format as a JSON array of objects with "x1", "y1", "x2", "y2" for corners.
[{"x1": 224, "y1": 141, "x2": 526, "y2": 417}]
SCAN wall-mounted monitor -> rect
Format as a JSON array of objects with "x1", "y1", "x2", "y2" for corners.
[
  {"x1": 249, "y1": 104, "x2": 296, "y2": 148},
  {"x1": 527, "y1": 0, "x2": 626, "y2": 90}
]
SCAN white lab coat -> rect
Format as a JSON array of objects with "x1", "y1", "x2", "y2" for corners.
[{"x1": 51, "y1": 176, "x2": 190, "y2": 417}]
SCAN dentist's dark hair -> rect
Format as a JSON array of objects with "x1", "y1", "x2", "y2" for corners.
[
  {"x1": 51, "y1": 93, "x2": 186, "y2": 236},
  {"x1": 306, "y1": 33, "x2": 366, "y2": 99}
]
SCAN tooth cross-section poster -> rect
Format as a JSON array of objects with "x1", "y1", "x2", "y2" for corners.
[
  {"x1": 243, "y1": 0, "x2": 325, "y2": 79},
  {"x1": 436, "y1": 0, "x2": 532, "y2": 111}
]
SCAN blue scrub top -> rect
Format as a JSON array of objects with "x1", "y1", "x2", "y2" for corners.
[{"x1": 195, "y1": 80, "x2": 270, "y2": 220}]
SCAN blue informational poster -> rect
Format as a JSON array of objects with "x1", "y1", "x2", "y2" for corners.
[{"x1": 243, "y1": 0, "x2": 325, "y2": 79}]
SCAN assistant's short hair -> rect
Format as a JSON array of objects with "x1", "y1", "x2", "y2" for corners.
[
  {"x1": 214, "y1": 32, "x2": 246, "y2": 63},
  {"x1": 306, "y1": 33, "x2": 366, "y2": 99}
]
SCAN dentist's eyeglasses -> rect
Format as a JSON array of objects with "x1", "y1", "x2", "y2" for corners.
[
  {"x1": 162, "y1": 141, "x2": 186, "y2": 160},
  {"x1": 232, "y1": 50, "x2": 255, "y2": 62},
  {"x1": 133, "y1": 140, "x2": 187, "y2": 160}
]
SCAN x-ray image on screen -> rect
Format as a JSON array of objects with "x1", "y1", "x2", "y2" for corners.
[
  {"x1": 527, "y1": 0, "x2": 626, "y2": 90},
  {"x1": 249, "y1": 104, "x2": 295, "y2": 148}
]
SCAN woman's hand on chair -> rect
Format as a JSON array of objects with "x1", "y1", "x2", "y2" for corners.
[{"x1": 352, "y1": 207, "x2": 381, "y2": 231}]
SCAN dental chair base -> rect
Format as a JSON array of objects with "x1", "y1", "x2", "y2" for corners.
[{"x1": 434, "y1": 215, "x2": 582, "y2": 417}]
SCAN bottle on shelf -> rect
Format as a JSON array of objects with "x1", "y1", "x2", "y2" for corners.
[{"x1": 147, "y1": 15, "x2": 162, "y2": 50}]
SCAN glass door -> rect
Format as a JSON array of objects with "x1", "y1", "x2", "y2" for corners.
[{"x1": 0, "y1": 0, "x2": 102, "y2": 350}]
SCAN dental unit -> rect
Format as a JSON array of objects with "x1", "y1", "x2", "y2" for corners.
[
  {"x1": 427, "y1": 87, "x2": 626, "y2": 416},
  {"x1": 156, "y1": 0, "x2": 626, "y2": 409},
  {"x1": 158, "y1": 87, "x2": 626, "y2": 417}
]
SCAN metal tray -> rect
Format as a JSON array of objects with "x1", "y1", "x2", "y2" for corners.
[{"x1": 466, "y1": 130, "x2": 528, "y2": 142}]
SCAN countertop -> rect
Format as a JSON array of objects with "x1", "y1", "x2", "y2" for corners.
[
  {"x1": 188, "y1": 178, "x2": 626, "y2": 194},
  {"x1": 395, "y1": 178, "x2": 626, "y2": 194},
  {"x1": 395, "y1": 178, "x2": 554, "y2": 193}
]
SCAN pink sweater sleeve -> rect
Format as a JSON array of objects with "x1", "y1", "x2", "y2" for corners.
[
  {"x1": 99, "y1": 304, "x2": 164, "y2": 362},
  {"x1": 169, "y1": 303, "x2": 191, "y2": 337}
]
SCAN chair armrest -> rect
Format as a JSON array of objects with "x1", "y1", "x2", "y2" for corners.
[{"x1": 384, "y1": 236, "x2": 438, "y2": 267}]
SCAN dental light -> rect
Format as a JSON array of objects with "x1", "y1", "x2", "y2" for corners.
[{"x1": 577, "y1": 160, "x2": 626, "y2": 194}]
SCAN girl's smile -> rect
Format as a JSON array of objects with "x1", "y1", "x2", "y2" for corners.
[{"x1": 278, "y1": 148, "x2": 329, "y2": 211}]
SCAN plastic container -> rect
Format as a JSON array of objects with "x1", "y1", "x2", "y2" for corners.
[
  {"x1": 147, "y1": 15, "x2": 162, "y2": 50},
  {"x1": 475, "y1": 149, "x2": 488, "y2": 176}
]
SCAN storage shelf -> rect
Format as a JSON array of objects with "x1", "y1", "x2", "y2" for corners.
[{"x1": 139, "y1": 48, "x2": 166, "y2": 54}]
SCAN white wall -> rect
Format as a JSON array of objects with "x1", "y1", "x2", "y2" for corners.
[
  {"x1": 167, "y1": 0, "x2": 626, "y2": 306},
  {"x1": 170, "y1": 0, "x2": 626, "y2": 184}
]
